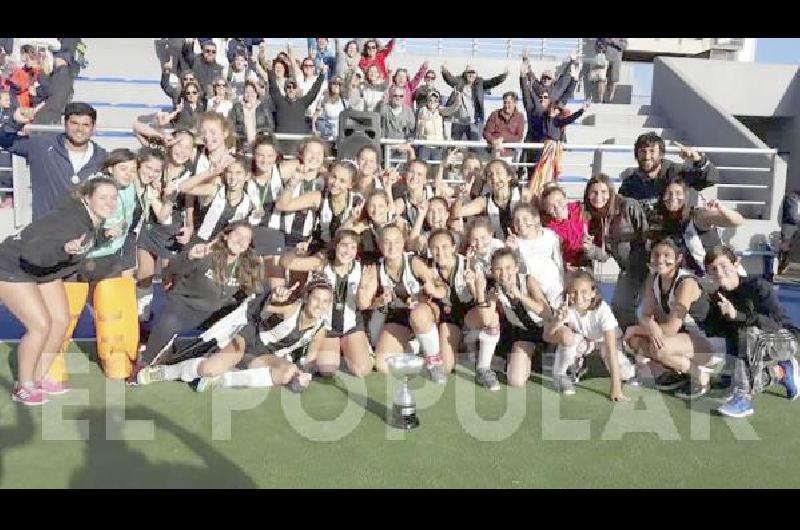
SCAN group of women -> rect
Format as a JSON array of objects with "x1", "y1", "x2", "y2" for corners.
[{"x1": 1, "y1": 113, "x2": 797, "y2": 418}]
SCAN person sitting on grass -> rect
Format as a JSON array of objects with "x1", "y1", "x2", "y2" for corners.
[
  {"x1": 138, "y1": 278, "x2": 333, "y2": 393},
  {"x1": 702, "y1": 245, "x2": 799, "y2": 418}
]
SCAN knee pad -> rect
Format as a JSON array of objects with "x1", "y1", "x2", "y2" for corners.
[
  {"x1": 48, "y1": 282, "x2": 90, "y2": 383},
  {"x1": 94, "y1": 277, "x2": 139, "y2": 379}
]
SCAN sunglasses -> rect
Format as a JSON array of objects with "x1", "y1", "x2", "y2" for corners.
[
  {"x1": 392, "y1": 94, "x2": 404, "y2": 98},
  {"x1": 286, "y1": 84, "x2": 298, "y2": 89},
  {"x1": 203, "y1": 49, "x2": 217, "y2": 54},
  {"x1": 302, "y1": 64, "x2": 314, "y2": 68},
  {"x1": 186, "y1": 91, "x2": 199, "y2": 96},
  {"x1": 366, "y1": 45, "x2": 377, "y2": 50},
  {"x1": 425, "y1": 76, "x2": 436, "y2": 81}
]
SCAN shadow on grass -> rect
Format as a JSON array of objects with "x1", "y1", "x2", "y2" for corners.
[
  {"x1": 0, "y1": 376, "x2": 36, "y2": 485},
  {"x1": 68, "y1": 406, "x2": 256, "y2": 489},
  {"x1": 322, "y1": 374, "x2": 388, "y2": 424}
]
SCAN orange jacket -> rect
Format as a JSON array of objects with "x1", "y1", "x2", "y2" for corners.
[{"x1": 10, "y1": 66, "x2": 39, "y2": 108}]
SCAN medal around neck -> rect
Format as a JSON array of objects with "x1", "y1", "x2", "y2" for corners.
[{"x1": 386, "y1": 355, "x2": 424, "y2": 430}]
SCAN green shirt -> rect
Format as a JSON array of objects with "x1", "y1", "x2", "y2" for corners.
[{"x1": 87, "y1": 181, "x2": 136, "y2": 258}]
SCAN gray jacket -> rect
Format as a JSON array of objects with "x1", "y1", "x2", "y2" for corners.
[
  {"x1": 378, "y1": 104, "x2": 415, "y2": 141},
  {"x1": 585, "y1": 196, "x2": 648, "y2": 276}
]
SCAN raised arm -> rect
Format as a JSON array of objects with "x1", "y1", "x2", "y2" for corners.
[
  {"x1": 482, "y1": 67, "x2": 509, "y2": 90},
  {"x1": 693, "y1": 200, "x2": 744, "y2": 231},
  {"x1": 409, "y1": 61, "x2": 428, "y2": 92},
  {"x1": 299, "y1": 70, "x2": 326, "y2": 108}
]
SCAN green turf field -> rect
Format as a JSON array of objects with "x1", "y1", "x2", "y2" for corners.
[{"x1": 1, "y1": 343, "x2": 799, "y2": 489}]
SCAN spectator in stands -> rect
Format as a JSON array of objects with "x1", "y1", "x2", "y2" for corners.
[
  {"x1": 359, "y1": 39, "x2": 395, "y2": 81},
  {"x1": 223, "y1": 49, "x2": 259, "y2": 102},
  {"x1": 31, "y1": 54, "x2": 74, "y2": 126},
  {"x1": 183, "y1": 39, "x2": 224, "y2": 96},
  {"x1": 618, "y1": 132, "x2": 718, "y2": 223},
  {"x1": 335, "y1": 39, "x2": 361, "y2": 83},
  {"x1": 309, "y1": 38, "x2": 337, "y2": 79},
  {"x1": 226, "y1": 38, "x2": 263, "y2": 65},
  {"x1": 778, "y1": 191, "x2": 800, "y2": 274},
  {"x1": 267, "y1": 63, "x2": 326, "y2": 152},
  {"x1": 524, "y1": 50, "x2": 580, "y2": 102},
  {"x1": 483, "y1": 91, "x2": 525, "y2": 162},
  {"x1": 379, "y1": 87, "x2": 415, "y2": 142},
  {"x1": 206, "y1": 78, "x2": 234, "y2": 118},
  {"x1": 592, "y1": 38, "x2": 628, "y2": 103},
  {"x1": 158, "y1": 80, "x2": 206, "y2": 130},
  {"x1": 230, "y1": 80, "x2": 274, "y2": 151},
  {"x1": 353, "y1": 64, "x2": 389, "y2": 113},
  {"x1": 255, "y1": 46, "x2": 292, "y2": 98},
  {"x1": 9, "y1": 44, "x2": 39, "y2": 108},
  {"x1": 295, "y1": 53, "x2": 327, "y2": 130},
  {"x1": 161, "y1": 62, "x2": 200, "y2": 109},
  {"x1": 386, "y1": 63, "x2": 428, "y2": 109},
  {"x1": 315, "y1": 76, "x2": 348, "y2": 140},
  {"x1": 442, "y1": 62, "x2": 509, "y2": 143},
  {"x1": 413, "y1": 68, "x2": 438, "y2": 110},
  {"x1": 415, "y1": 90, "x2": 461, "y2": 161},
  {"x1": 0, "y1": 102, "x2": 107, "y2": 220},
  {"x1": 0, "y1": 89, "x2": 14, "y2": 205}
]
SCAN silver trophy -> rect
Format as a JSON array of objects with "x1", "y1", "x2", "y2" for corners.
[{"x1": 386, "y1": 355, "x2": 424, "y2": 430}]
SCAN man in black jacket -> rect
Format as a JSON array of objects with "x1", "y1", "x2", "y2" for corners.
[
  {"x1": 441, "y1": 62, "x2": 508, "y2": 143},
  {"x1": 182, "y1": 40, "x2": 224, "y2": 97},
  {"x1": 267, "y1": 64, "x2": 326, "y2": 153},
  {"x1": 618, "y1": 132, "x2": 719, "y2": 223}
]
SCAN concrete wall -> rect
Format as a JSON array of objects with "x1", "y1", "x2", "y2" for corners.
[
  {"x1": 654, "y1": 57, "x2": 800, "y2": 204},
  {"x1": 652, "y1": 57, "x2": 787, "y2": 273}
]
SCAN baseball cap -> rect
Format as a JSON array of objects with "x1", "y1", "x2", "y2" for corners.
[
  {"x1": 541, "y1": 70, "x2": 554, "y2": 80},
  {"x1": 464, "y1": 65, "x2": 476, "y2": 74}
]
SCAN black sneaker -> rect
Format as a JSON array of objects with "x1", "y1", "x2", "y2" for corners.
[
  {"x1": 655, "y1": 371, "x2": 687, "y2": 391},
  {"x1": 674, "y1": 380, "x2": 709, "y2": 399}
]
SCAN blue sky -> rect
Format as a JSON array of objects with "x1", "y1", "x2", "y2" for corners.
[{"x1": 756, "y1": 38, "x2": 800, "y2": 64}]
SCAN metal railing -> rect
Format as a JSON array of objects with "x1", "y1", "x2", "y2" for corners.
[
  {"x1": 0, "y1": 127, "x2": 781, "y2": 228},
  {"x1": 262, "y1": 38, "x2": 582, "y2": 60}
]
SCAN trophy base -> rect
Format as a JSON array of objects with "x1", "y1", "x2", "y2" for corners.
[{"x1": 391, "y1": 405, "x2": 420, "y2": 430}]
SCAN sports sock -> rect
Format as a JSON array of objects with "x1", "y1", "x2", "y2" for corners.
[
  {"x1": 416, "y1": 327, "x2": 441, "y2": 364},
  {"x1": 220, "y1": 368, "x2": 273, "y2": 388},
  {"x1": 477, "y1": 330, "x2": 500, "y2": 371}
]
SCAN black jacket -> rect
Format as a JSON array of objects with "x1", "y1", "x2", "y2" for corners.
[
  {"x1": 165, "y1": 252, "x2": 244, "y2": 313},
  {"x1": 183, "y1": 43, "x2": 224, "y2": 96},
  {"x1": 267, "y1": 69, "x2": 324, "y2": 134},
  {"x1": 32, "y1": 64, "x2": 74, "y2": 125},
  {"x1": 229, "y1": 100, "x2": 275, "y2": 143},
  {"x1": 442, "y1": 69, "x2": 508, "y2": 124},
  {"x1": 520, "y1": 74, "x2": 578, "y2": 143},
  {"x1": 704, "y1": 277, "x2": 798, "y2": 339},
  {"x1": 0, "y1": 197, "x2": 101, "y2": 282},
  {"x1": 618, "y1": 156, "x2": 719, "y2": 223}
]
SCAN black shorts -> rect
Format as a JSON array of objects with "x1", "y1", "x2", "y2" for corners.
[
  {"x1": 385, "y1": 307, "x2": 411, "y2": 327},
  {"x1": 437, "y1": 301, "x2": 473, "y2": 328},
  {"x1": 500, "y1": 323, "x2": 543, "y2": 349},
  {"x1": 235, "y1": 322, "x2": 307, "y2": 369},
  {"x1": 137, "y1": 220, "x2": 184, "y2": 260},
  {"x1": 326, "y1": 313, "x2": 366, "y2": 339}
]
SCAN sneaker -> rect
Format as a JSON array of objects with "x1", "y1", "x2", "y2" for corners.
[
  {"x1": 624, "y1": 376, "x2": 641, "y2": 387},
  {"x1": 475, "y1": 368, "x2": 501, "y2": 391},
  {"x1": 674, "y1": 380, "x2": 709, "y2": 400},
  {"x1": 777, "y1": 358, "x2": 799, "y2": 400},
  {"x1": 717, "y1": 393, "x2": 754, "y2": 418},
  {"x1": 655, "y1": 371, "x2": 687, "y2": 391},
  {"x1": 427, "y1": 363, "x2": 448, "y2": 385},
  {"x1": 37, "y1": 378, "x2": 70, "y2": 395},
  {"x1": 194, "y1": 376, "x2": 221, "y2": 393},
  {"x1": 11, "y1": 384, "x2": 49, "y2": 406},
  {"x1": 553, "y1": 375, "x2": 575, "y2": 396},
  {"x1": 136, "y1": 365, "x2": 168, "y2": 386},
  {"x1": 570, "y1": 355, "x2": 589, "y2": 383}
]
